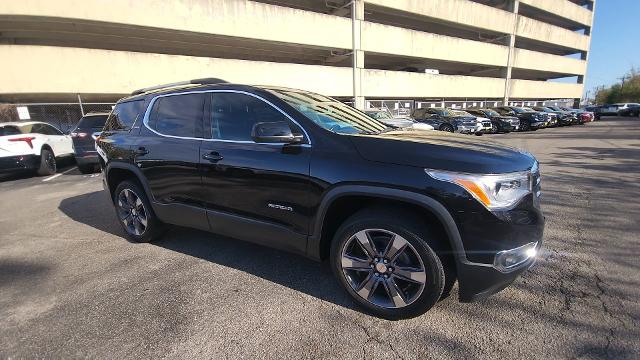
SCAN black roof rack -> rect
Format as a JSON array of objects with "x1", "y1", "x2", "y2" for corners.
[{"x1": 131, "y1": 78, "x2": 228, "y2": 96}]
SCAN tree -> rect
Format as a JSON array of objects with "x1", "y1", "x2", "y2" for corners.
[
  {"x1": 0, "y1": 104, "x2": 19, "y2": 122},
  {"x1": 595, "y1": 68, "x2": 640, "y2": 104}
]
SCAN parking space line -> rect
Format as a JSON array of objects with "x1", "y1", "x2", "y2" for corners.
[{"x1": 42, "y1": 167, "x2": 77, "y2": 182}]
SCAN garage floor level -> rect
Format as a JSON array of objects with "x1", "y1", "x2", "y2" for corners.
[{"x1": 1, "y1": 117, "x2": 638, "y2": 359}]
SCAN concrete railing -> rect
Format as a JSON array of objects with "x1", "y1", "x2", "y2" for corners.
[
  {"x1": 519, "y1": 0, "x2": 593, "y2": 27},
  {"x1": 0, "y1": 0, "x2": 352, "y2": 50},
  {"x1": 362, "y1": 70, "x2": 507, "y2": 99},
  {"x1": 0, "y1": 45, "x2": 353, "y2": 97},
  {"x1": 512, "y1": 49, "x2": 587, "y2": 76},
  {"x1": 362, "y1": 22, "x2": 510, "y2": 67},
  {"x1": 364, "y1": 0, "x2": 515, "y2": 35},
  {"x1": 509, "y1": 79, "x2": 584, "y2": 99},
  {"x1": 516, "y1": 16, "x2": 590, "y2": 51}
]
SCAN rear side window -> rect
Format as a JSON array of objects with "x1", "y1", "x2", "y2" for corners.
[
  {"x1": 77, "y1": 115, "x2": 108, "y2": 129},
  {"x1": 0, "y1": 126, "x2": 21, "y2": 136},
  {"x1": 209, "y1": 92, "x2": 289, "y2": 141},
  {"x1": 148, "y1": 93, "x2": 205, "y2": 138},
  {"x1": 105, "y1": 100, "x2": 144, "y2": 131},
  {"x1": 22, "y1": 123, "x2": 62, "y2": 135}
]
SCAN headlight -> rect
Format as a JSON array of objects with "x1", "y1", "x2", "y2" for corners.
[{"x1": 426, "y1": 167, "x2": 535, "y2": 211}]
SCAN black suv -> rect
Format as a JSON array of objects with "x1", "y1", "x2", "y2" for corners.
[
  {"x1": 97, "y1": 79, "x2": 544, "y2": 319},
  {"x1": 411, "y1": 107, "x2": 480, "y2": 134},
  {"x1": 492, "y1": 106, "x2": 546, "y2": 131},
  {"x1": 71, "y1": 112, "x2": 110, "y2": 173}
]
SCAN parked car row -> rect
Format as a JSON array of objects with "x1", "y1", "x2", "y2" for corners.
[
  {"x1": 0, "y1": 100, "x2": 597, "y2": 179},
  {"x1": 0, "y1": 112, "x2": 109, "y2": 177},
  {"x1": 586, "y1": 103, "x2": 640, "y2": 119},
  {"x1": 364, "y1": 105, "x2": 593, "y2": 135}
]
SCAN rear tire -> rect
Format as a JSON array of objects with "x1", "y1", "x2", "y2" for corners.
[
  {"x1": 330, "y1": 208, "x2": 447, "y2": 320},
  {"x1": 113, "y1": 180, "x2": 165, "y2": 243},
  {"x1": 36, "y1": 149, "x2": 56, "y2": 176},
  {"x1": 520, "y1": 121, "x2": 531, "y2": 131}
]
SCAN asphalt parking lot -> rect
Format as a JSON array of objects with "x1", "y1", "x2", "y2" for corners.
[{"x1": 1, "y1": 117, "x2": 638, "y2": 359}]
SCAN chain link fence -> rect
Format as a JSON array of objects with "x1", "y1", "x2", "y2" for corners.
[{"x1": 0, "y1": 102, "x2": 115, "y2": 133}]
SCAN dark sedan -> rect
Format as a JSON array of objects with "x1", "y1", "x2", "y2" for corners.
[{"x1": 466, "y1": 108, "x2": 520, "y2": 133}]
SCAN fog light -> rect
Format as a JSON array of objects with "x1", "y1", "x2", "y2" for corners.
[{"x1": 494, "y1": 242, "x2": 538, "y2": 272}]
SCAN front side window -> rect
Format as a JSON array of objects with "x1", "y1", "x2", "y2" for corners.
[
  {"x1": 148, "y1": 94, "x2": 204, "y2": 138},
  {"x1": 265, "y1": 88, "x2": 386, "y2": 135},
  {"x1": 105, "y1": 100, "x2": 145, "y2": 131},
  {"x1": 209, "y1": 92, "x2": 291, "y2": 141}
]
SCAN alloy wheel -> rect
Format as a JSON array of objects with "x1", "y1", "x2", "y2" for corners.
[
  {"x1": 340, "y1": 229, "x2": 426, "y2": 309},
  {"x1": 116, "y1": 188, "x2": 148, "y2": 236},
  {"x1": 45, "y1": 152, "x2": 56, "y2": 172}
]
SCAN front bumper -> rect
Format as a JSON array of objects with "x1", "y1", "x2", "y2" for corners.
[
  {"x1": 455, "y1": 124, "x2": 478, "y2": 134},
  {"x1": 531, "y1": 121, "x2": 546, "y2": 129},
  {"x1": 457, "y1": 243, "x2": 540, "y2": 302},
  {"x1": 0, "y1": 154, "x2": 39, "y2": 173}
]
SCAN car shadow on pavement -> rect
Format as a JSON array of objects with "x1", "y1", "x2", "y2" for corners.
[{"x1": 58, "y1": 191, "x2": 363, "y2": 314}]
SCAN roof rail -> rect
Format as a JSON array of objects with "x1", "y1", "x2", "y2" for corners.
[{"x1": 131, "y1": 78, "x2": 228, "y2": 96}]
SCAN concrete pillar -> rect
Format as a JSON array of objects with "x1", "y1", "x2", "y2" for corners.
[
  {"x1": 502, "y1": 0, "x2": 519, "y2": 104},
  {"x1": 352, "y1": 0, "x2": 365, "y2": 109}
]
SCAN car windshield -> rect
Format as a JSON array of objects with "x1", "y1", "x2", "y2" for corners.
[
  {"x1": 77, "y1": 114, "x2": 108, "y2": 129},
  {"x1": 366, "y1": 111, "x2": 393, "y2": 120},
  {"x1": 265, "y1": 88, "x2": 387, "y2": 135},
  {"x1": 512, "y1": 107, "x2": 528, "y2": 113},
  {"x1": 522, "y1": 107, "x2": 536, "y2": 112},
  {"x1": 483, "y1": 109, "x2": 500, "y2": 117},
  {"x1": 0, "y1": 125, "x2": 22, "y2": 136},
  {"x1": 450, "y1": 110, "x2": 472, "y2": 117}
]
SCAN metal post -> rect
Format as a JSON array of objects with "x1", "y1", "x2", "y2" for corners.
[{"x1": 77, "y1": 94, "x2": 85, "y2": 117}]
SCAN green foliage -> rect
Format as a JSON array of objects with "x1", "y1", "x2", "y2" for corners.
[{"x1": 595, "y1": 68, "x2": 640, "y2": 104}]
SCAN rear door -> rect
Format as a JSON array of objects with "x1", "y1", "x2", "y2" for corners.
[{"x1": 135, "y1": 92, "x2": 208, "y2": 230}]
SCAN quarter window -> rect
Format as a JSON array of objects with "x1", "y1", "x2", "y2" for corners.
[
  {"x1": 209, "y1": 92, "x2": 291, "y2": 141},
  {"x1": 149, "y1": 94, "x2": 205, "y2": 138}
]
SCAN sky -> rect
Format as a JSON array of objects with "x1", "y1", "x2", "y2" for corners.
[{"x1": 584, "y1": 0, "x2": 640, "y2": 98}]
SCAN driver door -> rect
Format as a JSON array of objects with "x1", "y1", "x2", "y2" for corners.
[{"x1": 199, "y1": 91, "x2": 312, "y2": 254}]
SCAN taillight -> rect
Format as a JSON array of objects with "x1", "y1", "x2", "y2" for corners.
[
  {"x1": 8, "y1": 136, "x2": 36, "y2": 149},
  {"x1": 71, "y1": 132, "x2": 88, "y2": 138}
]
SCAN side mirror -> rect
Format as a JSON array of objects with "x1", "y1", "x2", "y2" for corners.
[{"x1": 251, "y1": 121, "x2": 303, "y2": 144}]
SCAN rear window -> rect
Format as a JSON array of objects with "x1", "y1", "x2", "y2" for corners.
[
  {"x1": 0, "y1": 126, "x2": 21, "y2": 136},
  {"x1": 104, "y1": 100, "x2": 145, "y2": 131},
  {"x1": 77, "y1": 115, "x2": 108, "y2": 129},
  {"x1": 148, "y1": 93, "x2": 205, "y2": 138}
]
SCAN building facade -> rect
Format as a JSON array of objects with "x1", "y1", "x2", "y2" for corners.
[{"x1": 0, "y1": 0, "x2": 594, "y2": 112}]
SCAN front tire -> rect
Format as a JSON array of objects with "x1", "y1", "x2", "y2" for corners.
[
  {"x1": 439, "y1": 124, "x2": 454, "y2": 133},
  {"x1": 330, "y1": 208, "x2": 446, "y2": 320},
  {"x1": 36, "y1": 149, "x2": 57, "y2": 176},
  {"x1": 113, "y1": 180, "x2": 164, "y2": 243},
  {"x1": 521, "y1": 121, "x2": 531, "y2": 131}
]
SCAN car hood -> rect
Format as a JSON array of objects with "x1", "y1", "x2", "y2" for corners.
[{"x1": 349, "y1": 130, "x2": 535, "y2": 174}]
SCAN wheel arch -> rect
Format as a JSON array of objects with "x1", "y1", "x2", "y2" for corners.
[
  {"x1": 307, "y1": 186, "x2": 466, "y2": 267},
  {"x1": 40, "y1": 143, "x2": 53, "y2": 156},
  {"x1": 105, "y1": 163, "x2": 154, "y2": 204}
]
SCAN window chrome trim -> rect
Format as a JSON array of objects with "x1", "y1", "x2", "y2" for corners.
[{"x1": 142, "y1": 89, "x2": 312, "y2": 146}]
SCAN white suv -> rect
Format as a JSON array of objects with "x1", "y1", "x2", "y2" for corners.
[{"x1": 0, "y1": 121, "x2": 73, "y2": 176}]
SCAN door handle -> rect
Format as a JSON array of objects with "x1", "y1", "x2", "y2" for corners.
[
  {"x1": 202, "y1": 152, "x2": 223, "y2": 162},
  {"x1": 135, "y1": 147, "x2": 149, "y2": 155}
]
